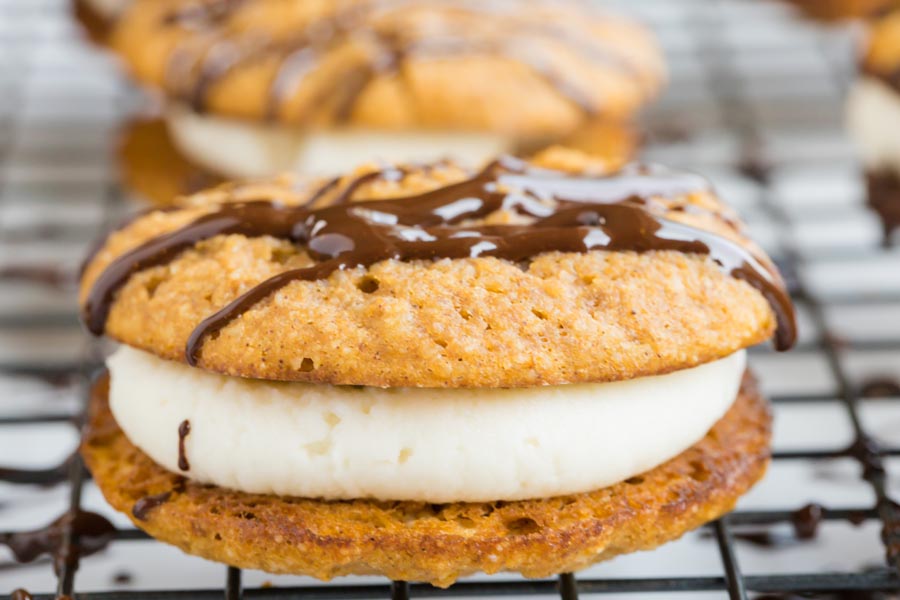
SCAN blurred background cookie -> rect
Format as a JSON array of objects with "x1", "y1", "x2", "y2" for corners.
[
  {"x1": 847, "y1": 6, "x2": 900, "y2": 243},
  {"x1": 105, "y1": 0, "x2": 663, "y2": 182}
]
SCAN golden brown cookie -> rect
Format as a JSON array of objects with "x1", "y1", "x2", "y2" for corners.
[
  {"x1": 862, "y1": 7, "x2": 900, "y2": 81},
  {"x1": 109, "y1": 0, "x2": 665, "y2": 139},
  {"x1": 79, "y1": 151, "x2": 793, "y2": 387},
  {"x1": 82, "y1": 370, "x2": 771, "y2": 587},
  {"x1": 118, "y1": 118, "x2": 225, "y2": 207}
]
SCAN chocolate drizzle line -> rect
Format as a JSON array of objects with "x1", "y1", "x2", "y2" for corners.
[
  {"x1": 158, "y1": 0, "x2": 643, "y2": 120},
  {"x1": 132, "y1": 492, "x2": 173, "y2": 522},
  {"x1": 84, "y1": 158, "x2": 796, "y2": 365},
  {"x1": 81, "y1": 158, "x2": 797, "y2": 365},
  {"x1": 0, "y1": 510, "x2": 116, "y2": 574},
  {"x1": 178, "y1": 419, "x2": 191, "y2": 472}
]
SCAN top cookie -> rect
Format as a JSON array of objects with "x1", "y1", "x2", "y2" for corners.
[
  {"x1": 109, "y1": 0, "x2": 665, "y2": 138},
  {"x1": 862, "y1": 8, "x2": 900, "y2": 90},
  {"x1": 79, "y1": 149, "x2": 794, "y2": 388}
]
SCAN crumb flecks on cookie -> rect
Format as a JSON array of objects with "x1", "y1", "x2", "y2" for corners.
[{"x1": 79, "y1": 152, "x2": 795, "y2": 387}]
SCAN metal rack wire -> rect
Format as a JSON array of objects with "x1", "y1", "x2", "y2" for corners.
[{"x1": 1, "y1": 0, "x2": 899, "y2": 598}]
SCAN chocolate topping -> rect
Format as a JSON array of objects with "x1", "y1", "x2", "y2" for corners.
[
  {"x1": 178, "y1": 419, "x2": 191, "y2": 472},
  {"x1": 81, "y1": 158, "x2": 796, "y2": 368},
  {"x1": 132, "y1": 492, "x2": 173, "y2": 522}
]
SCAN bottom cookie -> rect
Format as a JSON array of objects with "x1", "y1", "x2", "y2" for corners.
[{"x1": 82, "y1": 371, "x2": 771, "y2": 587}]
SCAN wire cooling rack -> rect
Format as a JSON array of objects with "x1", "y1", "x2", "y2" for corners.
[{"x1": 2, "y1": 0, "x2": 900, "y2": 598}]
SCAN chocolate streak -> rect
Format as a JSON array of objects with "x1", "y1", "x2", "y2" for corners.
[
  {"x1": 132, "y1": 492, "x2": 173, "y2": 522},
  {"x1": 178, "y1": 419, "x2": 191, "y2": 472},
  {"x1": 82, "y1": 158, "x2": 797, "y2": 365}
]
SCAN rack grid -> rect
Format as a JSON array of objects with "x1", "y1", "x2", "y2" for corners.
[{"x1": 1, "y1": 0, "x2": 900, "y2": 598}]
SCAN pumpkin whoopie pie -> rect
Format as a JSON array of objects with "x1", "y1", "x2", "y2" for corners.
[
  {"x1": 80, "y1": 149, "x2": 795, "y2": 586},
  {"x1": 847, "y1": 6, "x2": 900, "y2": 242},
  {"x1": 104, "y1": 0, "x2": 663, "y2": 180}
]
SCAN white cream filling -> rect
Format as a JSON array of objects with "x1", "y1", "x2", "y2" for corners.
[
  {"x1": 108, "y1": 347, "x2": 746, "y2": 503},
  {"x1": 82, "y1": 0, "x2": 130, "y2": 20},
  {"x1": 166, "y1": 106, "x2": 513, "y2": 178},
  {"x1": 847, "y1": 76, "x2": 900, "y2": 175}
]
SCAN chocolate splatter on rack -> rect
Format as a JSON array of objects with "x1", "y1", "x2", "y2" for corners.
[
  {"x1": 0, "y1": 510, "x2": 117, "y2": 572},
  {"x1": 80, "y1": 157, "x2": 797, "y2": 363},
  {"x1": 155, "y1": 0, "x2": 649, "y2": 121}
]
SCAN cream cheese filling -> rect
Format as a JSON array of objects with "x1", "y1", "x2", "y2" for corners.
[
  {"x1": 108, "y1": 346, "x2": 746, "y2": 503},
  {"x1": 165, "y1": 106, "x2": 514, "y2": 178},
  {"x1": 847, "y1": 76, "x2": 900, "y2": 175}
]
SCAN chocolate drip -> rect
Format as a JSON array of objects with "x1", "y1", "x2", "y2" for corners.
[
  {"x1": 178, "y1": 419, "x2": 191, "y2": 472},
  {"x1": 132, "y1": 492, "x2": 173, "y2": 522},
  {"x1": 0, "y1": 266, "x2": 73, "y2": 290},
  {"x1": 158, "y1": 0, "x2": 645, "y2": 120},
  {"x1": 0, "y1": 510, "x2": 116, "y2": 574},
  {"x1": 113, "y1": 570, "x2": 134, "y2": 585},
  {"x1": 860, "y1": 377, "x2": 900, "y2": 398},
  {"x1": 81, "y1": 158, "x2": 797, "y2": 365},
  {"x1": 721, "y1": 503, "x2": 826, "y2": 548}
]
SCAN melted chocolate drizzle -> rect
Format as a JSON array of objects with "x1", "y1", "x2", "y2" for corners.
[
  {"x1": 178, "y1": 419, "x2": 192, "y2": 472},
  {"x1": 81, "y1": 159, "x2": 797, "y2": 366},
  {"x1": 158, "y1": 0, "x2": 641, "y2": 120},
  {"x1": 713, "y1": 503, "x2": 826, "y2": 548},
  {"x1": 0, "y1": 510, "x2": 116, "y2": 574},
  {"x1": 860, "y1": 377, "x2": 900, "y2": 398},
  {"x1": 132, "y1": 492, "x2": 173, "y2": 522}
]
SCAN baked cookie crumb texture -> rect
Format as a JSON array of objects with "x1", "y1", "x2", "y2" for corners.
[
  {"x1": 82, "y1": 371, "x2": 772, "y2": 587},
  {"x1": 79, "y1": 152, "x2": 795, "y2": 387}
]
